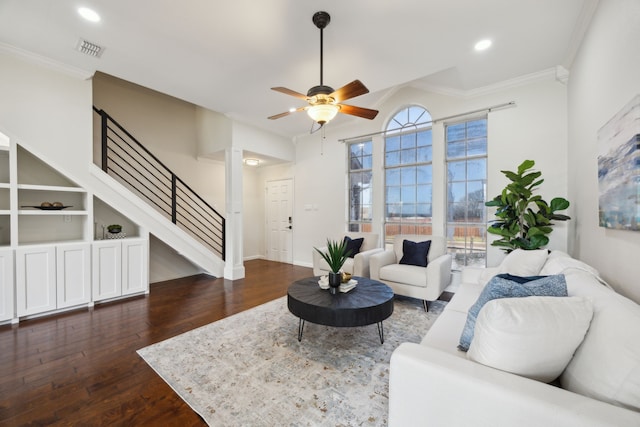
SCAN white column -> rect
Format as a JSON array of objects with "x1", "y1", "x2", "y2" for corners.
[{"x1": 224, "y1": 147, "x2": 245, "y2": 279}]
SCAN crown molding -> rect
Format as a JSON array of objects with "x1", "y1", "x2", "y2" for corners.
[
  {"x1": 0, "y1": 42, "x2": 94, "y2": 80},
  {"x1": 411, "y1": 67, "x2": 563, "y2": 99}
]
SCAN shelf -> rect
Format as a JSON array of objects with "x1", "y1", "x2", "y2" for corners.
[
  {"x1": 17, "y1": 184, "x2": 85, "y2": 192},
  {"x1": 19, "y1": 210, "x2": 87, "y2": 216}
]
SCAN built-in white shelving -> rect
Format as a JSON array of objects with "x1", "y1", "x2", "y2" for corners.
[{"x1": 0, "y1": 133, "x2": 149, "y2": 324}]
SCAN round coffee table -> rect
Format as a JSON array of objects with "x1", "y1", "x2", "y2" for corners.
[{"x1": 287, "y1": 276, "x2": 394, "y2": 344}]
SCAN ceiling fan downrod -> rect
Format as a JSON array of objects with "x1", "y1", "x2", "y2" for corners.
[{"x1": 309, "y1": 11, "x2": 333, "y2": 96}]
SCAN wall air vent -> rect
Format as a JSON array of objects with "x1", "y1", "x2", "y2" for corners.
[{"x1": 76, "y1": 38, "x2": 104, "y2": 57}]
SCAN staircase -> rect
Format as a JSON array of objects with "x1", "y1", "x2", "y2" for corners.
[{"x1": 91, "y1": 107, "x2": 225, "y2": 276}]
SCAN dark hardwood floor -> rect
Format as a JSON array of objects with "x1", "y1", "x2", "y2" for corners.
[{"x1": 0, "y1": 259, "x2": 313, "y2": 426}]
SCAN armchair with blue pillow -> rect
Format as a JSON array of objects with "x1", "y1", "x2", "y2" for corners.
[
  {"x1": 312, "y1": 232, "x2": 383, "y2": 278},
  {"x1": 370, "y1": 234, "x2": 452, "y2": 311}
]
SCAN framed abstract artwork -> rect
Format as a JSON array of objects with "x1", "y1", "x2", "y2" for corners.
[{"x1": 598, "y1": 95, "x2": 640, "y2": 230}]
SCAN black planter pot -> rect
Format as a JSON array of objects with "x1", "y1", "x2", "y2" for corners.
[{"x1": 328, "y1": 272, "x2": 341, "y2": 295}]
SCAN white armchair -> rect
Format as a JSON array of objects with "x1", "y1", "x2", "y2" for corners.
[
  {"x1": 370, "y1": 234, "x2": 452, "y2": 311},
  {"x1": 312, "y1": 232, "x2": 383, "y2": 278}
]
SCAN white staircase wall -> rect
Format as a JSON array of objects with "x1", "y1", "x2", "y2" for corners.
[{"x1": 0, "y1": 48, "x2": 225, "y2": 278}]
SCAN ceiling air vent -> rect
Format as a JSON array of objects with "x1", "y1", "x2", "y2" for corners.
[{"x1": 76, "y1": 38, "x2": 104, "y2": 57}]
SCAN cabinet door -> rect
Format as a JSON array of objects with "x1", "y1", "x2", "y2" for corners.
[
  {"x1": 0, "y1": 248, "x2": 14, "y2": 322},
  {"x1": 122, "y1": 239, "x2": 148, "y2": 296},
  {"x1": 56, "y1": 243, "x2": 91, "y2": 308},
  {"x1": 92, "y1": 241, "x2": 122, "y2": 301},
  {"x1": 16, "y1": 245, "x2": 56, "y2": 316}
]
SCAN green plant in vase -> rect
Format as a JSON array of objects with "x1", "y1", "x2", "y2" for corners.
[
  {"x1": 485, "y1": 159, "x2": 571, "y2": 253},
  {"x1": 314, "y1": 239, "x2": 352, "y2": 293}
]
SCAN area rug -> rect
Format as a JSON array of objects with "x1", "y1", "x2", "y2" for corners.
[{"x1": 137, "y1": 295, "x2": 446, "y2": 426}]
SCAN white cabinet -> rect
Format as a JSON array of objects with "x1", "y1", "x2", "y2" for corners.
[
  {"x1": 92, "y1": 238, "x2": 148, "y2": 301},
  {"x1": 56, "y1": 242, "x2": 91, "y2": 309},
  {"x1": 16, "y1": 245, "x2": 56, "y2": 316},
  {"x1": 0, "y1": 248, "x2": 13, "y2": 322},
  {"x1": 121, "y1": 239, "x2": 148, "y2": 296},
  {"x1": 15, "y1": 243, "x2": 92, "y2": 316},
  {"x1": 92, "y1": 240, "x2": 122, "y2": 300}
]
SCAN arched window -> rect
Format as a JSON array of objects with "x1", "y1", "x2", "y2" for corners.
[{"x1": 384, "y1": 106, "x2": 433, "y2": 243}]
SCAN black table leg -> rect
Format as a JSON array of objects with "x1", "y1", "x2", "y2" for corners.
[
  {"x1": 377, "y1": 321, "x2": 384, "y2": 344},
  {"x1": 297, "y1": 318, "x2": 305, "y2": 342}
]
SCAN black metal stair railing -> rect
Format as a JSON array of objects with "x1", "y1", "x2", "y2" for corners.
[{"x1": 93, "y1": 107, "x2": 225, "y2": 260}]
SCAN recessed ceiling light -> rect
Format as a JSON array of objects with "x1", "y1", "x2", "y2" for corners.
[
  {"x1": 289, "y1": 108, "x2": 297, "y2": 113},
  {"x1": 474, "y1": 39, "x2": 492, "y2": 51},
  {"x1": 244, "y1": 158, "x2": 260, "y2": 166},
  {"x1": 78, "y1": 7, "x2": 101, "y2": 23}
]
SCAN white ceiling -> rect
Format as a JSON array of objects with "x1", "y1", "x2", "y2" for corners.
[{"x1": 0, "y1": 0, "x2": 596, "y2": 139}]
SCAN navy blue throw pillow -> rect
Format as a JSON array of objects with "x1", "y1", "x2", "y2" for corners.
[
  {"x1": 495, "y1": 273, "x2": 548, "y2": 284},
  {"x1": 399, "y1": 239, "x2": 431, "y2": 267},
  {"x1": 343, "y1": 236, "x2": 364, "y2": 258}
]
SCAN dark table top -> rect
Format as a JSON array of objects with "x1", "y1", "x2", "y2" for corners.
[{"x1": 287, "y1": 276, "x2": 394, "y2": 327}]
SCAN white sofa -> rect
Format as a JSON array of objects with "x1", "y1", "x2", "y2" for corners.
[
  {"x1": 312, "y1": 232, "x2": 383, "y2": 278},
  {"x1": 389, "y1": 250, "x2": 640, "y2": 427}
]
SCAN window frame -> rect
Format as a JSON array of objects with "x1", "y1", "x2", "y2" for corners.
[
  {"x1": 383, "y1": 106, "x2": 433, "y2": 243},
  {"x1": 445, "y1": 116, "x2": 488, "y2": 270},
  {"x1": 347, "y1": 139, "x2": 374, "y2": 233}
]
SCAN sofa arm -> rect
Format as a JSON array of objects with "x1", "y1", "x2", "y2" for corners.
[
  {"x1": 352, "y1": 248, "x2": 384, "y2": 278},
  {"x1": 389, "y1": 343, "x2": 640, "y2": 427},
  {"x1": 369, "y1": 250, "x2": 396, "y2": 281},
  {"x1": 425, "y1": 254, "x2": 452, "y2": 300},
  {"x1": 312, "y1": 246, "x2": 329, "y2": 276}
]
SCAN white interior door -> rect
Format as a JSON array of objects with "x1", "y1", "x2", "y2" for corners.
[{"x1": 266, "y1": 179, "x2": 293, "y2": 263}]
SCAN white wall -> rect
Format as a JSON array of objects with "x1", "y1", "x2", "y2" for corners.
[
  {"x1": 292, "y1": 77, "x2": 569, "y2": 268},
  {"x1": 0, "y1": 52, "x2": 93, "y2": 181},
  {"x1": 93, "y1": 73, "x2": 227, "y2": 214},
  {"x1": 567, "y1": 0, "x2": 640, "y2": 303}
]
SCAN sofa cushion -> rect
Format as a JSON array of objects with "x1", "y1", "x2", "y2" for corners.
[
  {"x1": 539, "y1": 254, "x2": 601, "y2": 278},
  {"x1": 445, "y1": 281, "x2": 484, "y2": 314},
  {"x1": 399, "y1": 239, "x2": 431, "y2": 267},
  {"x1": 497, "y1": 248, "x2": 548, "y2": 277},
  {"x1": 379, "y1": 263, "x2": 426, "y2": 287},
  {"x1": 458, "y1": 274, "x2": 568, "y2": 351},
  {"x1": 343, "y1": 236, "x2": 364, "y2": 258},
  {"x1": 467, "y1": 296, "x2": 593, "y2": 383},
  {"x1": 560, "y1": 270, "x2": 640, "y2": 411}
]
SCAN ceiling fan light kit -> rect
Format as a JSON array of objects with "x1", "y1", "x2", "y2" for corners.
[{"x1": 268, "y1": 11, "x2": 378, "y2": 128}]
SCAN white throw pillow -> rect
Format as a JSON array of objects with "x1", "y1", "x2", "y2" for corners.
[
  {"x1": 497, "y1": 248, "x2": 548, "y2": 277},
  {"x1": 467, "y1": 296, "x2": 593, "y2": 383}
]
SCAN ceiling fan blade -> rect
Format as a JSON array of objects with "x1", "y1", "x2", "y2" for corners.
[
  {"x1": 271, "y1": 87, "x2": 309, "y2": 100},
  {"x1": 268, "y1": 111, "x2": 293, "y2": 120},
  {"x1": 330, "y1": 80, "x2": 369, "y2": 102},
  {"x1": 338, "y1": 104, "x2": 379, "y2": 120},
  {"x1": 268, "y1": 106, "x2": 307, "y2": 120}
]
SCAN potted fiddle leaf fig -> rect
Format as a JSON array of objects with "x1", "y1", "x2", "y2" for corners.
[
  {"x1": 314, "y1": 239, "x2": 352, "y2": 293},
  {"x1": 485, "y1": 159, "x2": 571, "y2": 253}
]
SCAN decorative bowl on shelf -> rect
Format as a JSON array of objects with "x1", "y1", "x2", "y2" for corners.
[
  {"x1": 107, "y1": 224, "x2": 122, "y2": 234},
  {"x1": 21, "y1": 202, "x2": 73, "y2": 210}
]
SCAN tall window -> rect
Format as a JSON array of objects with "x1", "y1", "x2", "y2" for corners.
[
  {"x1": 348, "y1": 140, "x2": 373, "y2": 232},
  {"x1": 446, "y1": 117, "x2": 487, "y2": 270},
  {"x1": 384, "y1": 106, "x2": 432, "y2": 243}
]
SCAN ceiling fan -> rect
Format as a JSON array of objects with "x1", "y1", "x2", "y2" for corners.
[{"x1": 268, "y1": 11, "x2": 379, "y2": 127}]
